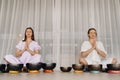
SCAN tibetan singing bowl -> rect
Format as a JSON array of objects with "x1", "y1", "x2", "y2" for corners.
[
  {"x1": 60, "y1": 67, "x2": 72, "y2": 72},
  {"x1": 88, "y1": 64, "x2": 102, "y2": 71},
  {"x1": 0, "y1": 64, "x2": 6, "y2": 73},
  {"x1": 107, "y1": 64, "x2": 120, "y2": 70},
  {"x1": 42, "y1": 63, "x2": 56, "y2": 70},
  {"x1": 26, "y1": 62, "x2": 42, "y2": 71},
  {"x1": 72, "y1": 64, "x2": 84, "y2": 71},
  {"x1": 7, "y1": 63, "x2": 23, "y2": 72}
]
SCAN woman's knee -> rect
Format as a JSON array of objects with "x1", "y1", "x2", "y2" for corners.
[
  {"x1": 33, "y1": 54, "x2": 41, "y2": 58},
  {"x1": 21, "y1": 52, "x2": 31, "y2": 57},
  {"x1": 79, "y1": 58, "x2": 87, "y2": 65},
  {"x1": 4, "y1": 55, "x2": 13, "y2": 60},
  {"x1": 112, "y1": 58, "x2": 117, "y2": 64},
  {"x1": 29, "y1": 54, "x2": 41, "y2": 63},
  {"x1": 79, "y1": 58, "x2": 84, "y2": 63}
]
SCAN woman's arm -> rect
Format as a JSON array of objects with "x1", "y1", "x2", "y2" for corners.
[
  {"x1": 16, "y1": 42, "x2": 27, "y2": 57},
  {"x1": 16, "y1": 49, "x2": 26, "y2": 57},
  {"x1": 95, "y1": 41, "x2": 106, "y2": 58},
  {"x1": 95, "y1": 47, "x2": 106, "y2": 58},
  {"x1": 26, "y1": 48, "x2": 40, "y2": 56},
  {"x1": 81, "y1": 47, "x2": 94, "y2": 57}
]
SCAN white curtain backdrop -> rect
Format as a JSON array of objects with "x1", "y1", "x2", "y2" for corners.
[{"x1": 0, "y1": 0, "x2": 120, "y2": 69}]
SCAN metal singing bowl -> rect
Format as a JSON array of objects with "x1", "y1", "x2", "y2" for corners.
[
  {"x1": 72, "y1": 64, "x2": 84, "y2": 70},
  {"x1": 60, "y1": 67, "x2": 72, "y2": 72}
]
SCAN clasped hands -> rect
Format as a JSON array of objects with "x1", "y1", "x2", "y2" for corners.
[
  {"x1": 91, "y1": 40, "x2": 98, "y2": 50},
  {"x1": 23, "y1": 42, "x2": 30, "y2": 51}
]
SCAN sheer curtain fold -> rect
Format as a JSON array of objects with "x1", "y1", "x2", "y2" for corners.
[{"x1": 0, "y1": 0, "x2": 120, "y2": 67}]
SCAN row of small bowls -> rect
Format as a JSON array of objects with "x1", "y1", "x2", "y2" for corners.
[
  {"x1": 60, "y1": 64, "x2": 84, "y2": 72},
  {"x1": 61, "y1": 64, "x2": 120, "y2": 73},
  {"x1": 0, "y1": 63, "x2": 120, "y2": 73},
  {"x1": 0, "y1": 63, "x2": 85, "y2": 73},
  {"x1": 0, "y1": 62, "x2": 56, "y2": 73}
]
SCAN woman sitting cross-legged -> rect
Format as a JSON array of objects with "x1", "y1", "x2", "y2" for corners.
[{"x1": 4, "y1": 27, "x2": 41, "y2": 72}]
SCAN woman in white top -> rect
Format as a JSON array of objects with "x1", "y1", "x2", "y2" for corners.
[
  {"x1": 4, "y1": 27, "x2": 41, "y2": 69},
  {"x1": 79, "y1": 28, "x2": 117, "y2": 68}
]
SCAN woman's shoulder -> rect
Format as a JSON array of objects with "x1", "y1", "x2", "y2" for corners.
[
  {"x1": 82, "y1": 41, "x2": 89, "y2": 44},
  {"x1": 81, "y1": 41, "x2": 89, "y2": 45},
  {"x1": 97, "y1": 41, "x2": 103, "y2": 44},
  {"x1": 31, "y1": 41, "x2": 39, "y2": 44},
  {"x1": 16, "y1": 40, "x2": 24, "y2": 47}
]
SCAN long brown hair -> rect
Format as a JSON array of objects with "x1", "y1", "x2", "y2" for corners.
[{"x1": 22, "y1": 27, "x2": 35, "y2": 41}]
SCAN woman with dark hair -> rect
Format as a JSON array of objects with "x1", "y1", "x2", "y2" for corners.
[
  {"x1": 4, "y1": 27, "x2": 41, "y2": 70},
  {"x1": 79, "y1": 28, "x2": 117, "y2": 68}
]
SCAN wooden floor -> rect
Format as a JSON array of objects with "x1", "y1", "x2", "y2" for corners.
[{"x1": 0, "y1": 70, "x2": 120, "y2": 80}]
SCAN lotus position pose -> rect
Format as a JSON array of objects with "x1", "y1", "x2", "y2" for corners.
[
  {"x1": 4, "y1": 27, "x2": 41, "y2": 69},
  {"x1": 79, "y1": 28, "x2": 117, "y2": 68}
]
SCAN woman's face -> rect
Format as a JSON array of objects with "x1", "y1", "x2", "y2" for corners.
[
  {"x1": 26, "y1": 29, "x2": 32, "y2": 38},
  {"x1": 88, "y1": 30, "x2": 97, "y2": 39}
]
